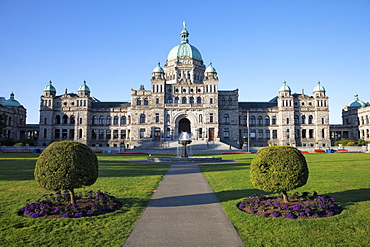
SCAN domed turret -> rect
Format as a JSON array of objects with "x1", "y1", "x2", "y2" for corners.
[
  {"x1": 78, "y1": 81, "x2": 91, "y2": 97},
  {"x1": 3, "y1": 92, "x2": 21, "y2": 107},
  {"x1": 205, "y1": 62, "x2": 217, "y2": 73},
  {"x1": 167, "y1": 22, "x2": 203, "y2": 61},
  {"x1": 313, "y1": 81, "x2": 325, "y2": 92},
  {"x1": 152, "y1": 62, "x2": 164, "y2": 73},
  {"x1": 279, "y1": 81, "x2": 291, "y2": 98},
  {"x1": 349, "y1": 94, "x2": 366, "y2": 107},
  {"x1": 44, "y1": 80, "x2": 56, "y2": 92}
]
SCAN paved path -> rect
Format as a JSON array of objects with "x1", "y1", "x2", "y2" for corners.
[{"x1": 123, "y1": 162, "x2": 245, "y2": 247}]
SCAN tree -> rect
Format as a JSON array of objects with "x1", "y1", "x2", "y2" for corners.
[
  {"x1": 0, "y1": 113, "x2": 7, "y2": 137},
  {"x1": 34, "y1": 141, "x2": 98, "y2": 204},
  {"x1": 250, "y1": 146, "x2": 309, "y2": 202}
]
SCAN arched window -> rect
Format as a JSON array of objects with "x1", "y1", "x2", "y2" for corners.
[
  {"x1": 106, "y1": 116, "x2": 112, "y2": 125},
  {"x1": 99, "y1": 116, "x2": 104, "y2": 125},
  {"x1": 137, "y1": 98, "x2": 142, "y2": 105},
  {"x1": 243, "y1": 115, "x2": 248, "y2": 125},
  {"x1": 223, "y1": 114, "x2": 230, "y2": 123},
  {"x1": 272, "y1": 116, "x2": 277, "y2": 125},
  {"x1": 250, "y1": 116, "x2": 256, "y2": 125},
  {"x1": 70, "y1": 115, "x2": 75, "y2": 124},
  {"x1": 294, "y1": 115, "x2": 299, "y2": 124},
  {"x1": 265, "y1": 116, "x2": 270, "y2": 125},
  {"x1": 182, "y1": 97, "x2": 187, "y2": 104},
  {"x1": 113, "y1": 116, "x2": 119, "y2": 125},
  {"x1": 128, "y1": 115, "x2": 131, "y2": 124},
  {"x1": 220, "y1": 98, "x2": 225, "y2": 105},
  {"x1": 121, "y1": 116, "x2": 126, "y2": 125},
  {"x1": 140, "y1": 114, "x2": 146, "y2": 123},
  {"x1": 228, "y1": 98, "x2": 233, "y2": 106},
  {"x1": 258, "y1": 116, "x2": 263, "y2": 125},
  {"x1": 174, "y1": 97, "x2": 179, "y2": 104},
  {"x1": 167, "y1": 96, "x2": 173, "y2": 103},
  {"x1": 63, "y1": 115, "x2": 68, "y2": 124},
  {"x1": 197, "y1": 97, "x2": 202, "y2": 104},
  {"x1": 92, "y1": 116, "x2": 97, "y2": 125},
  {"x1": 144, "y1": 98, "x2": 149, "y2": 105},
  {"x1": 199, "y1": 114, "x2": 202, "y2": 123},
  {"x1": 189, "y1": 97, "x2": 194, "y2": 104},
  {"x1": 301, "y1": 115, "x2": 306, "y2": 124},
  {"x1": 55, "y1": 115, "x2": 61, "y2": 124},
  {"x1": 308, "y1": 115, "x2": 313, "y2": 124}
]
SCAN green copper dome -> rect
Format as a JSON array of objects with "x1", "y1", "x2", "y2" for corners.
[
  {"x1": 153, "y1": 62, "x2": 164, "y2": 73},
  {"x1": 167, "y1": 23, "x2": 202, "y2": 61},
  {"x1": 205, "y1": 62, "x2": 217, "y2": 73},
  {"x1": 3, "y1": 92, "x2": 21, "y2": 107},
  {"x1": 44, "y1": 80, "x2": 56, "y2": 91},
  {"x1": 78, "y1": 81, "x2": 90, "y2": 92},
  {"x1": 349, "y1": 94, "x2": 366, "y2": 107},
  {"x1": 313, "y1": 81, "x2": 325, "y2": 92},
  {"x1": 279, "y1": 81, "x2": 291, "y2": 92}
]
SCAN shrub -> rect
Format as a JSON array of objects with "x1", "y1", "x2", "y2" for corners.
[
  {"x1": 34, "y1": 141, "x2": 98, "y2": 204},
  {"x1": 250, "y1": 146, "x2": 309, "y2": 202}
]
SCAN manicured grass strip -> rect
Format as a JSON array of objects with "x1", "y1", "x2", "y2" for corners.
[
  {"x1": 0, "y1": 153, "x2": 169, "y2": 247},
  {"x1": 200, "y1": 153, "x2": 370, "y2": 246}
]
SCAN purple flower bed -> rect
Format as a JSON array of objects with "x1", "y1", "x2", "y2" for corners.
[
  {"x1": 18, "y1": 190, "x2": 121, "y2": 219},
  {"x1": 238, "y1": 192, "x2": 342, "y2": 219}
]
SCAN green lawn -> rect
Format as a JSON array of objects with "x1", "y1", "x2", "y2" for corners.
[
  {"x1": 200, "y1": 153, "x2": 370, "y2": 247},
  {"x1": 0, "y1": 153, "x2": 169, "y2": 247}
]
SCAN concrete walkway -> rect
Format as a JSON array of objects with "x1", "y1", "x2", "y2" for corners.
[{"x1": 123, "y1": 162, "x2": 245, "y2": 247}]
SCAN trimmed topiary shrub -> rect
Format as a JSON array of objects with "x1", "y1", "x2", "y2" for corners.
[
  {"x1": 34, "y1": 141, "x2": 98, "y2": 204},
  {"x1": 250, "y1": 146, "x2": 309, "y2": 202}
]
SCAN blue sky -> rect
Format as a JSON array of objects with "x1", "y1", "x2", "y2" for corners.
[{"x1": 1, "y1": 0, "x2": 369, "y2": 124}]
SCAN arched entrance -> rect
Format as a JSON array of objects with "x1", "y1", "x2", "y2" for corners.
[{"x1": 179, "y1": 118, "x2": 191, "y2": 133}]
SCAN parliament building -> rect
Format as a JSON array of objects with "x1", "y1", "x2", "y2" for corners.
[{"x1": 2, "y1": 24, "x2": 369, "y2": 150}]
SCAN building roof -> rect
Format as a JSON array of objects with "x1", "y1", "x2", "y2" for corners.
[
  {"x1": 167, "y1": 23, "x2": 202, "y2": 61},
  {"x1": 239, "y1": 101, "x2": 277, "y2": 109},
  {"x1": 78, "y1": 81, "x2": 90, "y2": 92},
  {"x1": 205, "y1": 62, "x2": 217, "y2": 73},
  {"x1": 279, "y1": 81, "x2": 291, "y2": 92},
  {"x1": 313, "y1": 81, "x2": 325, "y2": 92},
  {"x1": 349, "y1": 94, "x2": 366, "y2": 107},
  {"x1": 3, "y1": 92, "x2": 21, "y2": 107},
  {"x1": 91, "y1": 102, "x2": 131, "y2": 108},
  {"x1": 152, "y1": 62, "x2": 164, "y2": 73},
  {"x1": 44, "y1": 80, "x2": 56, "y2": 92}
]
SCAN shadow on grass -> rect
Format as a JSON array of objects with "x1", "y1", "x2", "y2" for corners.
[
  {"x1": 147, "y1": 189, "x2": 264, "y2": 207},
  {"x1": 327, "y1": 188, "x2": 370, "y2": 208}
]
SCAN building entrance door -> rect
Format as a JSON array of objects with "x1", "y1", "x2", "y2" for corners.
[
  {"x1": 154, "y1": 128, "x2": 161, "y2": 141},
  {"x1": 179, "y1": 118, "x2": 191, "y2": 133},
  {"x1": 209, "y1": 128, "x2": 215, "y2": 141}
]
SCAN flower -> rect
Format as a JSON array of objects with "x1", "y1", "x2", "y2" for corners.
[{"x1": 272, "y1": 211, "x2": 280, "y2": 217}]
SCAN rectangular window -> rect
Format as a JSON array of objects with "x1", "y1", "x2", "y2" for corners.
[
  {"x1": 99, "y1": 130, "x2": 104, "y2": 139},
  {"x1": 155, "y1": 113, "x2": 159, "y2": 123},
  {"x1": 62, "y1": 129, "x2": 68, "y2": 139},
  {"x1": 140, "y1": 128, "x2": 145, "y2": 138},
  {"x1": 309, "y1": 129, "x2": 314, "y2": 139},
  {"x1": 250, "y1": 130, "x2": 256, "y2": 138},
  {"x1": 199, "y1": 128, "x2": 203, "y2": 138},
  {"x1": 113, "y1": 130, "x2": 118, "y2": 139},
  {"x1": 265, "y1": 130, "x2": 270, "y2": 139},
  {"x1": 272, "y1": 130, "x2": 277, "y2": 139},
  {"x1": 322, "y1": 118, "x2": 325, "y2": 124},
  {"x1": 79, "y1": 129, "x2": 82, "y2": 139},
  {"x1": 258, "y1": 130, "x2": 263, "y2": 139},
  {"x1": 321, "y1": 129, "x2": 325, "y2": 138},
  {"x1": 92, "y1": 130, "x2": 97, "y2": 139},
  {"x1": 223, "y1": 128, "x2": 230, "y2": 138},
  {"x1": 167, "y1": 128, "x2": 171, "y2": 138},
  {"x1": 210, "y1": 113, "x2": 214, "y2": 123},
  {"x1": 121, "y1": 130, "x2": 126, "y2": 139},
  {"x1": 302, "y1": 129, "x2": 306, "y2": 139},
  {"x1": 69, "y1": 129, "x2": 74, "y2": 139},
  {"x1": 43, "y1": 129, "x2": 47, "y2": 138},
  {"x1": 106, "y1": 130, "x2": 111, "y2": 139}
]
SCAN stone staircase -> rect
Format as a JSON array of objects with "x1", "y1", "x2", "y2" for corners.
[{"x1": 131, "y1": 139, "x2": 239, "y2": 154}]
